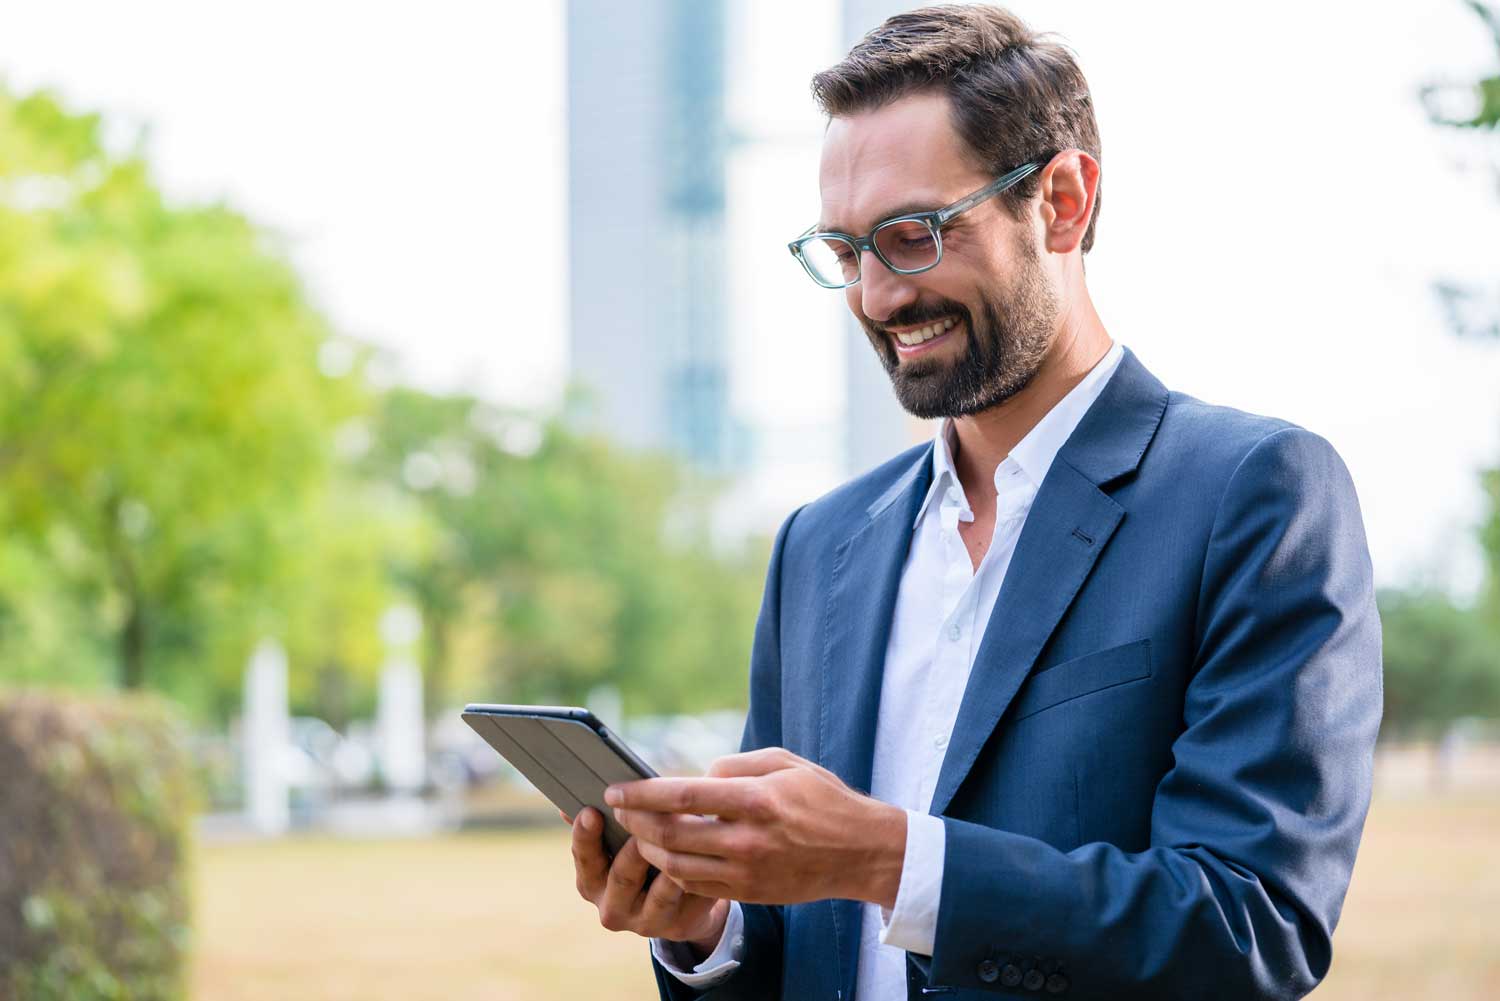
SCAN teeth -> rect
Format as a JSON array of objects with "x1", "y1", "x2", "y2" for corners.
[{"x1": 895, "y1": 316, "x2": 959, "y2": 347}]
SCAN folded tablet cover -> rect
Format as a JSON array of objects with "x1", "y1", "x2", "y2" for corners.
[{"x1": 463, "y1": 711, "x2": 650, "y2": 856}]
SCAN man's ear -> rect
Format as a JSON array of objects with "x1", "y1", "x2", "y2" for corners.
[{"x1": 1038, "y1": 149, "x2": 1099, "y2": 256}]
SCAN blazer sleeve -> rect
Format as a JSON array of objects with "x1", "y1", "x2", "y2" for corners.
[
  {"x1": 924, "y1": 426, "x2": 1384, "y2": 998},
  {"x1": 651, "y1": 504, "x2": 805, "y2": 1001}
]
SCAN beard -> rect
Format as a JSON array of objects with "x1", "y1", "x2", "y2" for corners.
[{"x1": 861, "y1": 235, "x2": 1058, "y2": 420}]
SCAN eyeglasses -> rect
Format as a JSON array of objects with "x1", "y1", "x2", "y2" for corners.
[{"x1": 787, "y1": 160, "x2": 1044, "y2": 289}]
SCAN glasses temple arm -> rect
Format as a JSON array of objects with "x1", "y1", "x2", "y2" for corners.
[{"x1": 935, "y1": 161, "x2": 1043, "y2": 225}]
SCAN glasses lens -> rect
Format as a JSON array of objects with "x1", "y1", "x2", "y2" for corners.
[
  {"x1": 800, "y1": 236, "x2": 859, "y2": 287},
  {"x1": 874, "y1": 219, "x2": 939, "y2": 272}
]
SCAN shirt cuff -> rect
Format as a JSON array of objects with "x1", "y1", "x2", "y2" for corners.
[
  {"x1": 877, "y1": 809, "x2": 945, "y2": 956},
  {"x1": 651, "y1": 900, "x2": 745, "y2": 988}
]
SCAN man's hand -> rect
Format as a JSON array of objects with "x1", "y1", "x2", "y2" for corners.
[
  {"x1": 604, "y1": 747, "x2": 908, "y2": 908},
  {"x1": 567, "y1": 806, "x2": 730, "y2": 960}
]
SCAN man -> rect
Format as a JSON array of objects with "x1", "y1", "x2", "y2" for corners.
[{"x1": 566, "y1": 6, "x2": 1383, "y2": 999}]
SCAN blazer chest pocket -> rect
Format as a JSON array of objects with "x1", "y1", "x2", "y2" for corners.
[{"x1": 1010, "y1": 638, "x2": 1153, "y2": 722}]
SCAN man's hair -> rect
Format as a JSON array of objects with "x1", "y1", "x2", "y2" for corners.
[{"x1": 811, "y1": 4, "x2": 1102, "y2": 255}]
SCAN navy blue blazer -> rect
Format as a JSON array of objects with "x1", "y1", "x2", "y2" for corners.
[{"x1": 652, "y1": 346, "x2": 1383, "y2": 1000}]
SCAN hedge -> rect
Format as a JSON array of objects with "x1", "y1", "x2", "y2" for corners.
[{"x1": 0, "y1": 690, "x2": 195, "y2": 1001}]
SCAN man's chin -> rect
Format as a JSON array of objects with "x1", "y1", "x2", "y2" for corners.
[{"x1": 888, "y1": 369, "x2": 962, "y2": 420}]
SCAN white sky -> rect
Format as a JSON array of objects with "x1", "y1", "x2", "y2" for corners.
[{"x1": 6, "y1": 0, "x2": 1500, "y2": 597}]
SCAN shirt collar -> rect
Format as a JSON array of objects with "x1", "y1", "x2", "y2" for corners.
[{"x1": 913, "y1": 340, "x2": 1126, "y2": 528}]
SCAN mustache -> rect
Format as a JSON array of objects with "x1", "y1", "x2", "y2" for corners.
[{"x1": 872, "y1": 302, "x2": 970, "y2": 335}]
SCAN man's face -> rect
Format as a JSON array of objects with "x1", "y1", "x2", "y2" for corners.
[{"x1": 818, "y1": 90, "x2": 1058, "y2": 419}]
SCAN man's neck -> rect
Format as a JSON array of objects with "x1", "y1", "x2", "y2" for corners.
[{"x1": 948, "y1": 322, "x2": 1113, "y2": 508}]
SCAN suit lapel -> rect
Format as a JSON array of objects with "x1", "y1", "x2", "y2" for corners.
[
  {"x1": 819, "y1": 445, "x2": 931, "y2": 1001},
  {"x1": 818, "y1": 445, "x2": 933, "y2": 791},
  {"x1": 929, "y1": 346, "x2": 1169, "y2": 816},
  {"x1": 814, "y1": 346, "x2": 1168, "y2": 997},
  {"x1": 927, "y1": 462, "x2": 1123, "y2": 815}
]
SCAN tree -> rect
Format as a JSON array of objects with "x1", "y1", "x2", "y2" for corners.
[
  {"x1": 1376, "y1": 587, "x2": 1500, "y2": 737},
  {"x1": 1420, "y1": 4, "x2": 1500, "y2": 653},
  {"x1": 1421, "y1": 1, "x2": 1500, "y2": 341},
  {"x1": 360, "y1": 385, "x2": 767, "y2": 716},
  {"x1": 0, "y1": 82, "x2": 769, "y2": 726},
  {"x1": 0, "y1": 86, "x2": 360, "y2": 700}
]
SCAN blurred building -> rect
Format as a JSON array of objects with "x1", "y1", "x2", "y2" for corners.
[
  {"x1": 567, "y1": 0, "x2": 923, "y2": 513},
  {"x1": 566, "y1": 0, "x2": 745, "y2": 472}
]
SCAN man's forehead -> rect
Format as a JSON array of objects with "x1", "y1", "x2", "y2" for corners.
[{"x1": 816, "y1": 93, "x2": 984, "y2": 233}]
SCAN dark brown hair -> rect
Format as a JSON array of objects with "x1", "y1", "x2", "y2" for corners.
[{"x1": 811, "y1": 4, "x2": 1102, "y2": 254}]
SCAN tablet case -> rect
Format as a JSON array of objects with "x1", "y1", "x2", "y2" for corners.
[{"x1": 461, "y1": 705, "x2": 657, "y2": 858}]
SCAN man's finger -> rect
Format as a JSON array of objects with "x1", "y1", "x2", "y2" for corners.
[
  {"x1": 705, "y1": 747, "x2": 800, "y2": 778},
  {"x1": 636, "y1": 838, "x2": 738, "y2": 887},
  {"x1": 597, "y1": 836, "x2": 651, "y2": 927},
  {"x1": 571, "y1": 807, "x2": 609, "y2": 900},
  {"x1": 637, "y1": 860, "x2": 687, "y2": 926},
  {"x1": 614, "y1": 809, "x2": 740, "y2": 857},
  {"x1": 605, "y1": 777, "x2": 762, "y2": 818}
]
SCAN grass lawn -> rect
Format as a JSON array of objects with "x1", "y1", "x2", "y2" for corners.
[
  {"x1": 190, "y1": 792, "x2": 1499, "y2": 1000},
  {"x1": 1318, "y1": 792, "x2": 1500, "y2": 1000}
]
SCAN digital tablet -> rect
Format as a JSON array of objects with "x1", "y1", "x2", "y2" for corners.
[{"x1": 461, "y1": 704, "x2": 658, "y2": 859}]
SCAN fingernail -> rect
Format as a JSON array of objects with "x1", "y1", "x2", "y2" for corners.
[
  {"x1": 604, "y1": 787, "x2": 622, "y2": 807},
  {"x1": 612, "y1": 807, "x2": 623, "y2": 823},
  {"x1": 580, "y1": 810, "x2": 596, "y2": 831}
]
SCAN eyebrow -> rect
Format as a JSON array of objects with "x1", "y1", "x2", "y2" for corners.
[{"x1": 816, "y1": 199, "x2": 945, "y2": 235}]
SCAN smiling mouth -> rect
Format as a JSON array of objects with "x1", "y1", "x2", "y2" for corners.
[{"x1": 889, "y1": 316, "x2": 961, "y2": 357}]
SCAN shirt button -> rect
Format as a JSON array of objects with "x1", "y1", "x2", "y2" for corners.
[
  {"x1": 948, "y1": 622, "x2": 962, "y2": 641},
  {"x1": 934, "y1": 733, "x2": 948, "y2": 749}
]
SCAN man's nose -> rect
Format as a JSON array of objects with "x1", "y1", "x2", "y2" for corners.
[{"x1": 857, "y1": 249, "x2": 918, "y2": 323}]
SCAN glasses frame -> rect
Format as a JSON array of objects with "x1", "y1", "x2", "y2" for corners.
[{"x1": 787, "y1": 159, "x2": 1046, "y2": 289}]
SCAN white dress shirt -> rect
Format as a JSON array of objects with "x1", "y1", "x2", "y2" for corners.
[{"x1": 655, "y1": 341, "x2": 1126, "y2": 997}]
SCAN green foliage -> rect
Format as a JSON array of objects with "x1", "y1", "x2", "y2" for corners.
[
  {"x1": 0, "y1": 82, "x2": 771, "y2": 724},
  {"x1": 274, "y1": 476, "x2": 418, "y2": 729},
  {"x1": 0, "y1": 691, "x2": 195, "y2": 1001},
  {"x1": 0, "y1": 84, "x2": 366, "y2": 703},
  {"x1": 1421, "y1": 3, "x2": 1500, "y2": 341},
  {"x1": 1480, "y1": 466, "x2": 1500, "y2": 616},
  {"x1": 1376, "y1": 586, "x2": 1500, "y2": 738},
  {"x1": 1420, "y1": 2, "x2": 1500, "y2": 131},
  {"x1": 360, "y1": 388, "x2": 767, "y2": 715},
  {"x1": 1422, "y1": 0, "x2": 1500, "y2": 693}
]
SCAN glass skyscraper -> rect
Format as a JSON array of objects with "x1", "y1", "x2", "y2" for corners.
[{"x1": 566, "y1": 0, "x2": 741, "y2": 472}]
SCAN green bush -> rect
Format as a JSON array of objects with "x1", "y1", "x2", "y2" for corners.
[{"x1": 0, "y1": 691, "x2": 195, "y2": 1001}]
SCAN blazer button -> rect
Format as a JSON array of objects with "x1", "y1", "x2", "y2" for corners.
[
  {"x1": 1023, "y1": 969, "x2": 1045, "y2": 991},
  {"x1": 976, "y1": 959, "x2": 1000, "y2": 983},
  {"x1": 1045, "y1": 972, "x2": 1070, "y2": 994},
  {"x1": 1000, "y1": 964, "x2": 1022, "y2": 987}
]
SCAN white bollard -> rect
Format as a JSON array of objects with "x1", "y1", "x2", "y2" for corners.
[
  {"x1": 244, "y1": 639, "x2": 290, "y2": 835},
  {"x1": 378, "y1": 605, "x2": 426, "y2": 794}
]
